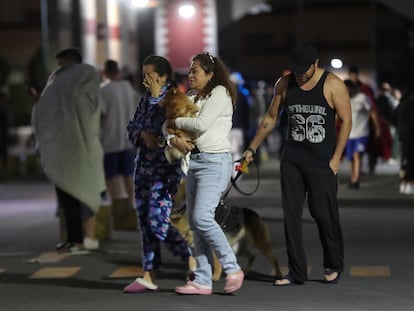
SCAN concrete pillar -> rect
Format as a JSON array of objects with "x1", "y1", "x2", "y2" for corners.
[
  {"x1": 96, "y1": 0, "x2": 109, "y2": 70},
  {"x1": 106, "y1": 0, "x2": 121, "y2": 63},
  {"x1": 56, "y1": 0, "x2": 74, "y2": 50},
  {"x1": 79, "y1": 0, "x2": 97, "y2": 66},
  {"x1": 119, "y1": 2, "x2": 139, "y2": 73}
]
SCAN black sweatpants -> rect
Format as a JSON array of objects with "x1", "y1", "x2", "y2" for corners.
[{"x1": 280, "y1": 160, "x2": 344, "y2": 283}]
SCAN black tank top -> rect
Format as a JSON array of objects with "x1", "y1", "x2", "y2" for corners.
[{"x1": 282, "y1": 71, "x2": 336, "y2": 167}]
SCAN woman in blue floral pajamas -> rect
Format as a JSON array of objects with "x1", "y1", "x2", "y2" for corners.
[{"x1": 124, "y1": 55, "x2": 190, "y2": 293}]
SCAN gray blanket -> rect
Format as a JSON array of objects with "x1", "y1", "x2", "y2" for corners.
[{"x1": 32, "y1": 64, "x2": 105, "y2": 212}]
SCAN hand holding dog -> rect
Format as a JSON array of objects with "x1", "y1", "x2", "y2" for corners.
[
  {"x1": 170, "y1": 136, "x2": 195, "y2": 154},
  {"x1": 165, "y1": 119, "x2": 194, "y2": 152},
  {"x1": 140, "y1": 130, "x2": 164, "y2": 149}
]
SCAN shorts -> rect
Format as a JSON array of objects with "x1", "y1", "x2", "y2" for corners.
[
  {"x1": 345, "y1": 136, "x2": 369, "y2": 162},
  {"x1": 104, "y1": 149, "x2": 135, "y2": 179}
]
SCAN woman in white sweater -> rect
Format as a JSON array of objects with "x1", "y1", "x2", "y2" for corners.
[{"x1": 169, "y1": 53, "x2": 244, "y2": 295}]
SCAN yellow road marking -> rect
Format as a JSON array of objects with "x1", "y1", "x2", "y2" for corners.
[
  {"x1": 279, "y1": 266, "x2": 391, "y2": 278},
  {"x1": 108, "y1": 266, "x2": 144, "y2": 278},
  {"x1": 350, "y1": 266, "x2": 391, "y2": 277},
  {"x1": 30, "y1": 267, "x2": 81, "y2": 279},
  {"x1": 27, "y1": 251, "x2": 69, "y2": 264}
]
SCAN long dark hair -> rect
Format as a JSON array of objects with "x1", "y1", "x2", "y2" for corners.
[{"x1": 192, "y1": 53, "x2": 237, "y2": 109}]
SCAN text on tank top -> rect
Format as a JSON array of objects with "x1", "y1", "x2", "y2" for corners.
[{"x1": 283, "y1": 71, "x2": 336, "y2": 167}]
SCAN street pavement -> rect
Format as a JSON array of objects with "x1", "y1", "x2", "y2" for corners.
[{"x1": 1, "y1": 157, "x2": 414, "y2": 311}]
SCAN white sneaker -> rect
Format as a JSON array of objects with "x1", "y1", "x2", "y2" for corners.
[
  {"x1": 399, "y1": 183, "x2": 407, "y2": 194},
  {"x1": 387, "y1": 158, "x2": 398, "y2": 165},
  {"x1": 404, "y1": 183, "x2": 413, "y2": 194},
  {"x1": 83, "y1": 237, "x2": 99, "y2": 250}
]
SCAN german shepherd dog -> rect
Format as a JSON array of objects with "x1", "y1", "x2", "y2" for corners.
[
  {"x1": 160, "y1": 87, "x2": 199, "y2": 163},
  {"x1": 170, "y1": 181, "x2": 282, "y2": 281}
]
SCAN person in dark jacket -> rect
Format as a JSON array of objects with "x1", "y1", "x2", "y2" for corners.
[{"x1": 396, "y1": 83, "x2": 414, "y2": 194}]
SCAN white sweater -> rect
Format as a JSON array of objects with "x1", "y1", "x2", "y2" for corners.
[{"x1": 175, "y1": 85, "x2": 233, "y2": 153}]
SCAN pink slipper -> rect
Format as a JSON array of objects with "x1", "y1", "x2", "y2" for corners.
[
  {"x1": 224, "y1": 271, "x2": 244, "y2": 294},
  {"x1": 123, "y1": 278, "x2": 160, "y2": 293},
  {"x1": 175, "y1": 281, "x2": 212, "y2": 295}
]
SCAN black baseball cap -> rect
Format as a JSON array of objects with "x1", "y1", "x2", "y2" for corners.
[{"x1": 289, "y1": 43, "x2": 318, "y2": 74}]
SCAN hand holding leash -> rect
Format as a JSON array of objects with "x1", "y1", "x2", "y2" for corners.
[
  {"x1": 224, "y1": 156, "x2": 260, "y2": 197},
  {"x1": 242, "y1": 146, "x2": 256, "y2": 164},
  {"x1": 235, "y1": 159, "x2": 249, "y2": 174}
]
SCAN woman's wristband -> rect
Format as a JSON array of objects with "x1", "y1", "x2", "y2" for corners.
[{"x1": 247, "y1": 146, "x2": 256, "y2": 155}]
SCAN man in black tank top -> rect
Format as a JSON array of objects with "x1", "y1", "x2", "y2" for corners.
[{"x1": 243, "y1": 43, "x2": 352, "y2": 286}]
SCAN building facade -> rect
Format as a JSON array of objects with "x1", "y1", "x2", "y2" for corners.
[{"x1": 0, "y1": 0, "x2": 413, "y2": 126}]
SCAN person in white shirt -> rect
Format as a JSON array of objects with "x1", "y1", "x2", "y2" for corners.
[
  {"x1": 100, "y1": 60, "x2": 138, "y2": 230},
  {"x1": 168, "y1": 53, "x2": 244, "y2": 295},
  {"x1": 344, "y1": 79, "x2": 380, "y2": 189}
]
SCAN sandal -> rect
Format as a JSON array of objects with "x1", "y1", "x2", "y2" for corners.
[
  {"x1": 323, "y1": 268, "x2": 341, "y2": 284},
  {"x1": 273, "y1": 274, "x2": 304, "y2": 286}
]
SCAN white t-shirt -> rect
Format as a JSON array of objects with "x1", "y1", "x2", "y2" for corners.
[
  {"x1": 175, "y1": 85, "x2": 233, "y2": 153},
  {"x1": 100, "y1": 79, "x2": 138, "y2": 152},
  {"x1": 349, "y1": 92, "x2": 372, "y2": 139}
]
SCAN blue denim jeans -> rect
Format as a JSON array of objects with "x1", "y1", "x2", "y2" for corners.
[{"x1": 186, "y1": 152, "x2": 241, "y2": 287}]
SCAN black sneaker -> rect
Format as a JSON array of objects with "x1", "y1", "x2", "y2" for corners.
[{"x1": 55, "y1": 242, "x2": 70, "y2": 250}]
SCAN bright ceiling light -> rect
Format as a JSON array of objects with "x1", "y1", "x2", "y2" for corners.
[
  {"x1": 331, "y1": 58, "x2": 343, "y2": 69},
  {"x1": 178, "y1": 4, "x2": 195, "y2": 18},
  {"x1": 131, "y1": 0, "x2": 149, "y2": 8}
]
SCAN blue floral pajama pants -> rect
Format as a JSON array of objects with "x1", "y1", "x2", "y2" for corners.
[{"x1": 135, "y1": 173, "x2": 190, "y2": 271}]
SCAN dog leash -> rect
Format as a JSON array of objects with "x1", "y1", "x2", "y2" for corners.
[
  {"x1": 215, "y1": 157, "x2": 260, "y2": 229},
  {"x1": 222, "y1": 156, "x2": 261, "y2": 199}
]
